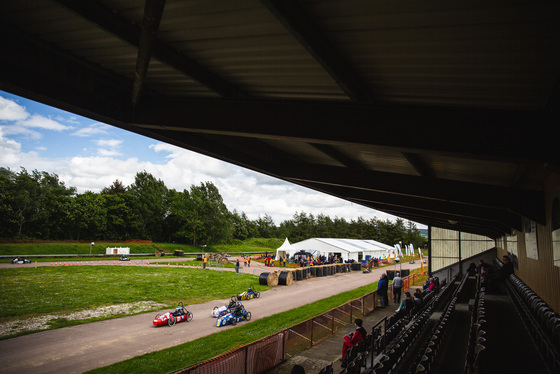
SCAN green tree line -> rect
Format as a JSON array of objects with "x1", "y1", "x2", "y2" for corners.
[{"x1": 0, "y1": 167, "x2": 426, "y2": 247}]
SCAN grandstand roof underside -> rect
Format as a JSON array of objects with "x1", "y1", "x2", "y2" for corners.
[{"x1": 1, "y1": 0, "x2": 559, "y2": 239}]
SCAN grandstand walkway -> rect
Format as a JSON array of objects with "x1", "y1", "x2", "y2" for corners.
[{"x1": 479, "y1": 280, "x2": 550, "y2": 374}]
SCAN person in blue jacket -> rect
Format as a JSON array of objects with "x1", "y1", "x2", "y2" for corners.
[{"x1": 377, "y1": 273, "x2": 388, "y2": 308}]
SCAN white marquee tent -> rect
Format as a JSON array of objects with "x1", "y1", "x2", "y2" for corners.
[{"x1": 275, "y1": 238, "x2": 392, "y2": 262}]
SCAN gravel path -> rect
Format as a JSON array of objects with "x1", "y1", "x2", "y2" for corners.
[{"x1": 0, "y1": 260, "x2": 421, "y2": 374}]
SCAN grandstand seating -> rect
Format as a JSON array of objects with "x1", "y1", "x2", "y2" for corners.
[{"x1": 312, "y1": 258, "x2": 558, "y2": 374}]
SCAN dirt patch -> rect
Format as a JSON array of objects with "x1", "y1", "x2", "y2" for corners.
[{"x1": 0, "y1": 301, "x2": 167, "y2": 338}]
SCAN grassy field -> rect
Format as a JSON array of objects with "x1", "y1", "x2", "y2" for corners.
[{"x1": 0, "y1": 265, "x2": 268, "y2": 339}]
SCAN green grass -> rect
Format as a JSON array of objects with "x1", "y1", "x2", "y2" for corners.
[
  {"x1": 87, "y1": 281, "x2": 380, "y2": 374},
  {"x1": 213, "y1": 237, "x2": 282, "y2": 252},
  {"x1": 0, "y1": 266, "x2": 267, "y2": 319}
]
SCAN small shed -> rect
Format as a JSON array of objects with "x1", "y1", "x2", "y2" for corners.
[{"x1": 106, "y1": 247, "x2": 130, "y2": 255}]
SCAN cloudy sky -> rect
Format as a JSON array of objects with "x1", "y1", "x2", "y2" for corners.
[{"x1": 0, "y1": 90, "x2": 425, "y2": 228}]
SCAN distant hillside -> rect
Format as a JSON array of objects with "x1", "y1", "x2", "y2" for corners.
[{"x1": 418, "y1": 228, "x2": 428, "y2": 238}]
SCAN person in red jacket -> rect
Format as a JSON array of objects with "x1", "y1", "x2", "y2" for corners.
[{"x1": 342, "y1": 318, "x2": 366, "y2": 362}]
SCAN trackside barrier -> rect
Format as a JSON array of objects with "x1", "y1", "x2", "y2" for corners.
[{"x1": 173, "y1": 272, "x2": 426, "y2": 374}]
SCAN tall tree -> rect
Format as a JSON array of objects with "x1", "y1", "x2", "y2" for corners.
[
  {"x1": 7, "y1": 168, "x2": 42, "y2": 237},
  {"x1": 68, "y1": 192, "x2": 107, "y2": 240},
  {"x1": 101, "y1": 193, "x2": 141, "y2": 240},
  {"x1": 101, "y1": 179, "x2": 127, "y2": 195},
  {"x1": 189, "y1": 182, "x2": 232, "y2": 245},
  {"x1": 0, "y1": 168, "x2": 17, "y2": 237},
  {"x1": 167, "y1": 188, "x2": 203, "y2": 244},
  {"x1": 231, "y1": 210, "x2": 249, "y2": 241},
  {"x1": 36, "y1": 171, "x2": 76, "y2": 239},
  {"x1": 127, "y1": 171, "x2": 168, "y2": 240},
  {"x1": 256, "y1": 214, "x2": 276, "y2": 238}
]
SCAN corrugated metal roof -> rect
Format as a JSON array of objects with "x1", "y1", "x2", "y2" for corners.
[{"x1": 1, "y1": 0, "x2": 558, "y2": 238}]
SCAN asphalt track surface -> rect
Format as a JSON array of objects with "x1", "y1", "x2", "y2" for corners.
[{"x1": 0, "y1": 259, "x2": 421, "y2": 374}]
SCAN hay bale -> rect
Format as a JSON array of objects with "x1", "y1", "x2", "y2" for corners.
[
  {"x1": 259, "y1": 272, "x2": 279, "y2": 287},
  {"x1": 217, "y1": 256, "x2": 229, "y2": 265},
  {"x1": 278, "y1": 271, "x2": 293, "y2": 286}
]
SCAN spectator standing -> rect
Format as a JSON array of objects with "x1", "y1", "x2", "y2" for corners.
[
  {"x1": 377, "y1": 273, "x2": 388, "y2": 308},
  {"x1": 235, "y1": 258, "x2": 240, "y2": 273},
  {"x1": 392, "y1": 272, "x2": 403, "y2": 303}
]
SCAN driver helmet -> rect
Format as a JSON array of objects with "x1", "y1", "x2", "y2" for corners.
[{"x1": 176, "y1": 306, "x2": 182, "y2": 313}]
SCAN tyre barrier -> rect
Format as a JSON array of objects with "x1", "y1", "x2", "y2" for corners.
[
  {"x1": 310, "y1": 267, "x2": 317, "y2": 277},
  {"x1": 278, "y1": 271, "x2": 294, "y2": 286},
  {"x1": 259, "y1": 272, "x2": 279, "y2": 287},
  {"x1": 351, "y1": 262, "x2": 362, "y2": 271}
]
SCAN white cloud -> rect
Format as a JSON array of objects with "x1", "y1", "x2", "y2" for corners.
[
  {"x1": 17, "y1": 114, "x2": 71, "y2": 131},
  {"x1": 0, "y1": 124, "x2": 42, "y2": 139},
  {"x1": 95, "y1": 139, "x2": 122, "y2": 148},
  {"x1": 95, "y1": 139, "x2": 123, "y2": 156},
  {"x1": 71, "y1": 122, "x2": 110, "y2": 137},
  {"x1": 97, "y1": 148, "x2": 122, "y2": 157},
  {"x1": 0, "y1": 96, "x2": 29, "y2": 121},
  {"x1": 0, "y1": 132, "x2": 62, "y2": 172}
]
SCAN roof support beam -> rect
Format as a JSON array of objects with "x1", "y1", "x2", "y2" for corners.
[
  {"x1": 310, "y1": 144, "x2": 366, "y2": 169},
  {"x1": 302, "y1": 181, "x2": 523, "y2": 231},
  {"x1": 357, "y1": 203, "x2": 505, "y2": 238},
  {"x1": 261, "y1": 0, "x2": 369, "y2": 101},
  {"x1": 131, "y1": 0, "x2": 166, "y2": 105},
  {"x1": 132, "y1": 99, "x2": 559, "y2": 167},
  {"x1": 280, "y1": 164, "x2": 545, "y2": 225},
  {"x1": 54, "y1": 0, "x2": 246, "y2": 98},
  {"x1": 402, "y1": 152, "x2": 435, "y2": 179}
]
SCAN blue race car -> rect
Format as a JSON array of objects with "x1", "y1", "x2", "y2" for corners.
[{"x1": 216, "y1": 302, "x2": 251, "y2": 327}]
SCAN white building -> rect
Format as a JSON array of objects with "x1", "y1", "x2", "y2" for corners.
[{"x1": 276, "y1": 238, "x2": 391, "y2": 262}]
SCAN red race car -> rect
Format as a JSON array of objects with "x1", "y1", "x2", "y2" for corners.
[{"x1": 153, "y1": 302, "x2": 193, "y2": 327}]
